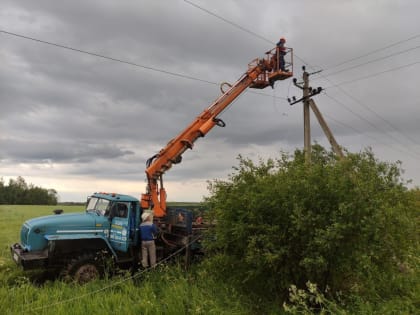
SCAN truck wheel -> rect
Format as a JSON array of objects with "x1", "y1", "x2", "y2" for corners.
[{"x1": 62, "y1": 253, "x2": 103, "y2": 284}]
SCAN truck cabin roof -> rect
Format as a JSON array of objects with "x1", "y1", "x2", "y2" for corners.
[{"x1": 91, "y1": 192, "x2": 139, "y2": 202}]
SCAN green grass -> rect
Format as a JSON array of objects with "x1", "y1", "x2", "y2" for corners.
[
  {"x1": 1, "y1": 205, "x2": 418, "y2": 315},
  {"x1": 0, "y1": 267, "x2": 251, "y2": 315},
  {"x1": 0, "y1": 205, "x2": 252, "y2": 315},
  {"x1": 0, "y1": 205, "x2": 85, "y2": 259}
]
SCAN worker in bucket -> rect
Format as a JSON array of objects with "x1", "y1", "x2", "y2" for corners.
[
  {"x1": 140, "y1": 212, "x2": 158, "y2": 268},
  {"x1": 276, "y1": 37, "x2": 287, "y2": 71}
]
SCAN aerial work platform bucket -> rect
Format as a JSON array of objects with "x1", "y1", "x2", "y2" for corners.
[{"x1": 249, "y1": 47, "x2": 293, "y2": 89}]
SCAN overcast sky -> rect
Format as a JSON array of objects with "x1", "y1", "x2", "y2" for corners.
[{"x1": 1, "y1": 0, "x2": 419, "y2": 202}]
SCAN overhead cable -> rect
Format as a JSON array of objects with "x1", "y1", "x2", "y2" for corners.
[
  {"x1": 329, "y1": 85, "x2": 420, "y2": 149},
  {"x1": 182, "y1": 1, "x2": 420, "y2": 157},
  {"x1": 323, "y1": 45, "x2": 420, "y2": 77},
  {"x1": 0, "y1": 29, "x2": 287, "y2": 101},
  {"x1": 0, "y1": 29, "x2": 217, "y2": 85},
  {"x1": 183, "y1": 0, "x2": 313, "y2": 68},
  {"x1": 184, "y1": 0, "x2": 272, "y2": 44},
  {"x1": 324, "y1": 61, "x2": 420, "y2": 88},
  {"x1": 325, "y1": 33, "x2": 420, "y2": 71},
  {"x1": 324, "y1": 93, "x2": 420, "y2": 160}
]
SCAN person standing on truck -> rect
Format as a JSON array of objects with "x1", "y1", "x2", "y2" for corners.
[{"x1": 140, "y1": 212, "x2": 158, "y2": 268}]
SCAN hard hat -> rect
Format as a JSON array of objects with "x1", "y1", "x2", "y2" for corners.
[{"x1": 141, "y1": 212, "x2": 151, "y2": 222}]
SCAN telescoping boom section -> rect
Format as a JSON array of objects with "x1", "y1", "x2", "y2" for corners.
[{"x1": 141, "y1": 46, "x2": 293, "y2": 217}]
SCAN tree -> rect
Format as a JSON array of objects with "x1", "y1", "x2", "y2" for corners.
[
  {"x1": 204, "y1": 145, "x2": 418, "y2": 301},
  {"x1": 47, "y1": 189, "x2": 59, "y2": 204},
  {"x1": 0, "y1": 176, "x2": 58, "y2": 205},
  {"x1": 0, "y1": 177, "x2": 5, "y2": 204}
]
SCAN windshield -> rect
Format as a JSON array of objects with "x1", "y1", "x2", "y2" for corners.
[{"x1": 86, "y1": 197, "x2": 110, "y2": 216}]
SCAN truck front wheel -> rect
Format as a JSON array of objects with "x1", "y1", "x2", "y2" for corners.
[{"x1": 62, "y1": 253, "x2": 103, "y2": 284}]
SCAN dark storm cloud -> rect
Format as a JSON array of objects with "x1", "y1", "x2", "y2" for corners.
[
  {"x1": 4, "y1": 0, "x2": 257, "y2": 68},
  {"x1": 0, "y1": 138, "x2": 134, "y2": 163}
]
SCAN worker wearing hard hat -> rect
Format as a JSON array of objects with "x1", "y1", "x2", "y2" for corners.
[
  {"x1": 140, "y1": 212, "x2": 158, "y2": 268},
  {"x1": 276, "y1": 37, "x2": 287, "y2": 71}
]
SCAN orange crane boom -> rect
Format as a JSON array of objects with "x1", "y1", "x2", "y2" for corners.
[{"x1": 141, "y1": 46, "x2": 293, "y2": 217}]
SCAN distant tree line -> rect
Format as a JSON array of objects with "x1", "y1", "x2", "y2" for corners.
[{"x1": 0, "y1": 176, "x2": 58, "y2": 205}]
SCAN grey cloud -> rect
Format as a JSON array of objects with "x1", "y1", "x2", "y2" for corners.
[
  {"x1": 1, "y1": 0, "x2": 420, "y2": 201},
  {"x1": 0, "y1": 138, "x2": 134, "y2": 163}
]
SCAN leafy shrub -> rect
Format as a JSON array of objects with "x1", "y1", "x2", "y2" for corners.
[{"x1": 203, "y1": 145, "x2": 418, "y2": 304}]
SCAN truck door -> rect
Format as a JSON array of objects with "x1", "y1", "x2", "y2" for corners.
[{"x1": 109, "y1": 202, "x2": 130, "y2": 252}]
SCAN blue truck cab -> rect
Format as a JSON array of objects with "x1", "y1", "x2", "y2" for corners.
[{"x1": 11, "y1": 192, "x2": 196, "y2": 282}]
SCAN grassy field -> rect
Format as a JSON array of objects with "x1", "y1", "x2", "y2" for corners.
[
  {"x1": 1, "y1": 205, "x2": 418, "y2": 314},
  {"x1": 0, "y1": 205, "x2": 252, "y2": 315}
]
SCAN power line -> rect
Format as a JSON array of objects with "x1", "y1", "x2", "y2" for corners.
[
  {"x1": 184, "y1": 0, "x2": 272, "y2": 44},
  {"x1": 248, "y1": 89, "x2": 287, "y2": 100},
  {"x1": 323, "y1": 93, "x2": 384, "y2": 135},
  {"x1": 310, "y1": 58, "x2": 420, "y2": 147},
  {"x1": 184, "y1": 0, "x2": 420, "y2": 158},
  {"x1": 295, "y1": 35, "x2": 420, "y2": 151},
  {"x1": 324, "y1": 93, "x2": 420, "y2": 160},
  {"x1": 5, "y1": 8, "x2": 416, "y2": 156},
  {"x1": 182, "y1": 1, "x2": 420, "y2": 161},
  {"x1": 324, "y1": 61, "x2": 420, "y2": 88},
  {"x1": 184, "y1": 0, "x2": 414, "y2": 89},
  {"x1": 315, "y1": 46, "x2": 420, "y2": 151},
  {"x1": 331, "y1": 86, "x2": 420, "y2": 148},
  {"x1": 320, "y1": 60, "x2": 420, "y2": 158},
  {"x1": 321, "y1": 112, "x2": 389, "y2": 149},
  {"x1": 323, "y1": 45, "x2": 420, "y2": 78},
  {"x1": 0, "y1": 29, "x2": 217, "y2": 85},
  {"x1": 183, "y1": 2, "x2": 269, "y2": 43},
  {"x1": 26, "y1": 235, "x2": 202, "y2": 313},
  {"x1": 0, "y1": 29, "x2": 288, "y2": 102},
  {"x1": 325, "y1": 33, "x2": 420, "y2": 71},
  {"x1": 183, "y1": 0, "x2": 313, "y2": 68},
  {"x1": 182, "y1": 1, "x2": 420, "y2": 155},
  {"x1": 322, "y1": 110, "x2": 418, "y2": 159}
]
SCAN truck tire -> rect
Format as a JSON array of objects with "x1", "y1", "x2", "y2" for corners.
[{"x1": 61, "y1": 253, "x2": 104, "y2": 284}]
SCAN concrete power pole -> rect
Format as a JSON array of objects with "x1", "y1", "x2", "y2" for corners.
[
  {"x1": 302, "y1": 70, "x2": 311, "y2": 163},
  {"x1": 308, "y1": 99, "x2": 344, "y2": 159},
  {"x1": 289, "y1": 66, "x2": 344, "y2": 162}
]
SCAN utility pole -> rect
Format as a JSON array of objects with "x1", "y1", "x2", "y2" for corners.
[
  {"x1": 288, "y1": 66, "x2": 344, "y2": 162},
  {"x1": 302, "y1": 70, "x2": 311, "y2": 163}
]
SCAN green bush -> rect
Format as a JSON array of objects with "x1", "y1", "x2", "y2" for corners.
[{"x1": 204, "y1": 145, "x2": 418, "y2": 305}]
